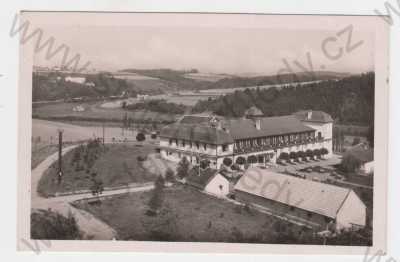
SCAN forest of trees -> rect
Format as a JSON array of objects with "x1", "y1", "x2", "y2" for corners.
[
  {"x1": 192, "y1": 72, "x2": 374, "y2": 125},
  {"x1": 125, "y1": 99, "x2": 187, "y2": 114},
  {"x1": 32, "y1": 72, "x2": 134, "y2": 101}
]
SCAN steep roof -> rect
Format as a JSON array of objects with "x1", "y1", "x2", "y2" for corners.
[
  {"x1": 186, "y1": 168, "x2": 218, "y2": 190},
  {"x1": 293, "y1": 110, "x2": 333, "y2": 123},
  {"x1": 223, "y1": 115, "x2": 315, "y2": 140},
  {"x1": 344, "y1": 144, "x2": 374, "y2": 163},
  {"x1": 234, "y1": 168, "x2": 353, "y2": 218},
  {"x1": 160, "y1": 123, "x2": 234, "y2": 145}
]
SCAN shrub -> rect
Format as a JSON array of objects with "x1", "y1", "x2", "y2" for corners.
[
  {"x1": 31, "y1": 210, "x2": 81, "y2": 240},
  {"x1": 320, "y1": 148, "x2": 329, "y2": 156},
  {"x1": 313, "y1": 149, "x2": 321, "y2": 158},
  {"x1": 247, "y1": 155, "x2": 257, "y2": 164},
  {"x1": 200, "y1": 159, "x2": 210, "y2": 169},
  {"x1": 150, "y1": 133, "x2": 157, "y2": 139},
  {"x1": 136, "y1": 132, "x2": 146, "y2": 142},
  {"x1": 165, "y1": 168, "x2": 175, "y2": 182},
  {"x1": 235, "y1": 156, "x2": 246, "y2": 165},
  {"x1": 231, "y1": 164, "x2": 240, "y2": 171},
  {"x1": 279, "y1": 152, "x2": 289, "y2": 161},
  {"x1": 306, "y1": 149, "x2": 314, "y2": 158},
  {"x1": 289, "y1": 151, "x2": 297, "y2": 160},
  {"x1": 137, "y1": 155, "x2": 147, "y2": 161},
  {"x1": 223, "y1": 157, "x2": 233, "y2": 167},
  {"x1": 341, "y1": 154, "x2": 362, "y2": 173}
]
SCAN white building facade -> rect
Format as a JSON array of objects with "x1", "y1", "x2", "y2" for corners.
[{"x1": 159, "y1": 109, "x2": 334, "y2": 169}]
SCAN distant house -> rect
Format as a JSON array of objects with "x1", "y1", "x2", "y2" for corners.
[
  {"x1": 234, "y1": 168, "x2": 367, "y2": 230},
  {"x1": 186, "y1": 168, "x2": 231, "y2": 197},
  {"x1": 343, "y1": 143, "x2": 374, "y2": 175},
  {"x1": 65, "y1": 76, "x2": 86, "y2": 84}
]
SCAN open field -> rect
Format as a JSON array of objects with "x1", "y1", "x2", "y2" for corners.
[
  {"x1": 37, "y1": 143, "x2": 158, "y2": 197},
  {"x1": 33, "y1": 101, "x2": 178, "y2": 123},
  {"x1": 74, "y1": 185, "x2": 318, "y2": 243}
]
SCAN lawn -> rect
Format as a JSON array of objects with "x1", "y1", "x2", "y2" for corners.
[
  {"x1": 74, "y1": 185, "x2": 318, "y2": 244},
  {"x1": 37, "y1": 142, "x2": 158, "y2": 197}
]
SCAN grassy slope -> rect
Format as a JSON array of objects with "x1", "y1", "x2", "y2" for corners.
[
  {"x1": 37, "y1": 144, "x2": 157, "y2": 197},
  {"x1": 75, "y1": 185, "x2": 315, "y2": 243}
]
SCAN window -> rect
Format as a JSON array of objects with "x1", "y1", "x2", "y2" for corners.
[
  {"x1": 307, "y1": 212, "x2": 313, "y2": 218},
  {"x1": 222, "y1": 145, "x2": 228, "y2": 152},
  {"x1": 196, "y1": 142, "x2": 200, "y2": 149},
  {"x1": 203, "y1": 144, "x2": 207, "y2": 150},
  {"x1": 318, "y1": 132, "x2": 322, "y2": 139},
  {"x1": 169, "y1": 139, "x2": 172, "y2": 145},
  {"x1": 219, "y1": 185, "x2": 223, "y2": 191},
  {"x1": 182, "y1": 140, "x2": 185, "y2": 147}
]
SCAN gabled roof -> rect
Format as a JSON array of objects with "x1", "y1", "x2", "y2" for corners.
[
  {"x1": 160, "y1": 123, "x2": 234, "y2": 145},
  {"x1": 293, "y1": 110, "x2": 333, "y2": 123},
  {"x1": 186, "y1": 168, "x2": 218, "y2": 190},
  {"x1": 222, "y1": 115, "x2": 315, "y2": 140},
  {"x1": 344, "y1": 144, "x2": 374, "y2": 163},
  {"x1": 234, "y1": 168, "x2": 353, "y2": 218}
]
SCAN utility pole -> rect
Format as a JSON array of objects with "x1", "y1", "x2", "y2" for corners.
[{"x1": 57, "y1": 129, "x2": 64, "y2": 184}]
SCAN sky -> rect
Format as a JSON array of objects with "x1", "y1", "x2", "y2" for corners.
[{"x1": 34, "y1": 25, "x2": 374, "y2": 75}]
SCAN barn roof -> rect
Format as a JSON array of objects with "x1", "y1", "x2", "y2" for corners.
[
  {"x1": 293, "y1": 110, "x2": 333, "y2": 123},
  {"x1": 234, "y1": 168, "x2": 353, "y2": 218}
]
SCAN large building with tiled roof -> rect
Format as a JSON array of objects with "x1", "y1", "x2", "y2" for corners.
[{"x1": 159, "y1": 108, "x2": 333, "y2": 169}]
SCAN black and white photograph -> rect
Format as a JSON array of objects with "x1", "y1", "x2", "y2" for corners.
[{"x1": 15, "y1": 11, "x2": 390, "y2": 254}]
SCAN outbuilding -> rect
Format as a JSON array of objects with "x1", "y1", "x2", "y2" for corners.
[{"x1": 234, "y1": 168, "x2": 366, "y2": 230}]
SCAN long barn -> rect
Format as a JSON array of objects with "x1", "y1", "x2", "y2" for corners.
[{"x1": 234, "y1": 168, "x2": 366, "y2": 231}]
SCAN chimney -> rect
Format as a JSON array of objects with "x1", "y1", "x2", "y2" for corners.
[
  {"x1": 255, "y1": 118, "x2": 261, "y2": 130},
  {"x1": 307, "y1": 111, "x2": 312, "y2": 120}
]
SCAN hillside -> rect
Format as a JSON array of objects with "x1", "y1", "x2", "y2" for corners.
[{"x1": 192, "y1": 72, "x2": 374, "y2": 125}]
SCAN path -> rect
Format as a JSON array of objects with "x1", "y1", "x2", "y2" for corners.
[{"x1": 31, "y1": 145, "x2": 157, "y2": 240}]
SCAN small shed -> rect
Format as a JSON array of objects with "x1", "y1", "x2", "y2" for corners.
[{"x1": 186, "y1": 168, "x2": 231, "y2": 197}]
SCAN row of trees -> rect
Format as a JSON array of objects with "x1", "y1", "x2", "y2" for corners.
[{"x1": 279, "y1": 148, "x2": 329, "y2": 162}]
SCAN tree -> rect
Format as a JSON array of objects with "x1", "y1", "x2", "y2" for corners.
[
  {"x1": 247, "y1": 155, "x2": 257, "y2": 164},
  {"x1": 313, "y1": 149, "x2": 321, "y2": 159},
  {"x1": 279, "y1": 152, "x2": 289, "y2": 161},
  {"x1": 306, "y1": 149, "x2": 314, "y2": 159},
  {"x1": 90, "y1": 172, "x2": 104, "y2": 197},
  {"x1": 200, "y1": 159, "x2": 210, "y2": 169},
  {"x1": 223, "y1": 157, "x2": 233, "y2": 167},
  {"x1": 341, "y1": 154, "x2": 362, "y2": 173},
  {"x1": 176, "y1": 157, "x2": 190, "y2": 179},
  {"x1": 297, "y1": 151, "x2": 305, "y2": 160},
  {"x1": 352, "y1": 137, "x2": 361, "y2": 146},
  {"x1": 165, "y1": 168, "x2": 175, "y2": 182},
  {"x1": 148, "y1": 175, "x2": 165, "y2": 213},
  {"x1": 31, "y1": 209, "x2": 82, "y2": 240},
  {"x1": 367, "y1": 125, "x2": 374, "y2": 148},
  {"x1": 150, "y1": 132, "x2": 157, "y2": 139},
  {"x1": 235, "y1": 156, "x2": 246, "y2": 165},
  {"x1": 320, "y1": 148, "x2": 329, "y2": 156},
  {"x1": 289, "y1": 151, "x2": 297, "y2": 160},
  {"x1": 136, "y1": 132, "x2": 146, "y2": 142}
]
